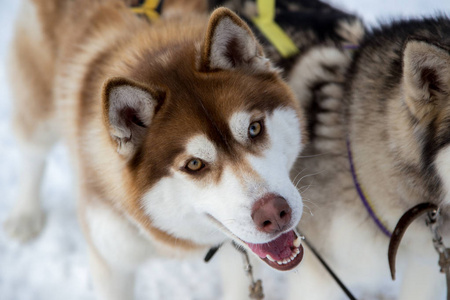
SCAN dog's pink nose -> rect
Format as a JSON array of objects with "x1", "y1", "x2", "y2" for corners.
[{"x1": 251, "y1": 194, "x2": 292, "y2": 234}]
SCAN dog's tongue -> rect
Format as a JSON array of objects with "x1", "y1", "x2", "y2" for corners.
[{"x1": 246, "y1": 231, "x2": 295, "y2": 261}]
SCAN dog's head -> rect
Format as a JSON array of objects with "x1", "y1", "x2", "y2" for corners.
[
  {"x1": 101, "y1": 8, "x2": 306, "y2": 270},
  {"x1": 398, "y1": 36, "x2": 450, "y2": 207}
]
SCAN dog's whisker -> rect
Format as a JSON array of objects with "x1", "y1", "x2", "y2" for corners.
[
  {"x1": 296, "y1": 151, "x2": 331, "y2": 159},
  {"x1": 296, "y1": 170, "x2": 326, "y2": 186},
  {"x1": 294, "y1": 171, "x2": 312, "y2": 187},
  {"x1": 303, "y1": 199, "x2": 319, "y2": 209},
  {"x1": 296, "y1": 177, "x2": 314, "y2": 190},
  {"x1": 291, "y1": 168, "x2": 307, "y2": 185},
  {"x1": 206, "y1": 227, "x2": 228, "y2": 237},
  {"x1": 298, "y1": 183, "x2": 314, "y2": 193},
  {"x1": 302, "y1": 204, "x2": 314, "y2": 216},
  {"x1": 221, "y1": 219, "x2": 236, "y2": 225}
]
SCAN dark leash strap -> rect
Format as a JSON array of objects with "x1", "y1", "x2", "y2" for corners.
[
  {"x1": 204, "y1": 244, "x2": 222, "y2": 262},
  {"x1": 301, "y1": 233, "x2": 358, "y2": 300},
  {"x1": 388, "y1": 202, "x2": 450, "y2": 300}
]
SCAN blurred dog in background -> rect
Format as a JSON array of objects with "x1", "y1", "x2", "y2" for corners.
[{"x1": 290, "y1": 12, "x2": 450, "y2": 300}]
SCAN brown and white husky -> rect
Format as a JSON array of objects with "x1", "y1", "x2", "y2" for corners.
[{"x1": 3, "y1": 0, "x2": 307, "y2": 299}]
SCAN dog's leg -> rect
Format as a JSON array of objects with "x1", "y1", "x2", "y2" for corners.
[
  {"x1": 81, "y1": 200, "x2": 154, "y2": 300},
  {"x1": 3, "y1": 1, "x2": 58, "y2": 242},
  {"x1": 88, "y1": 248, "x2": 136, "y2": 300},
  {"x1": 85, "y1": 210, "x2": 138, "y2": 300},
  {"x1": 3, "y1": 140, "x2": 52, "y2": 242},
  {"x1": 3, "y1": 142, "x2": 52, "y2": 243}
]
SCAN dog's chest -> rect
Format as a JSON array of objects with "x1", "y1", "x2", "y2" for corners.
[{"x1": 85, "y1": 201, "x2": 158, "y2": 268}]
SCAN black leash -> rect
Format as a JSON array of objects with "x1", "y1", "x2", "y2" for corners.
[
  {"x1": 204, "y1": 244, "x2": 222, "y2": 262},
  {"x1": 301, "y1": 234, "x2": 358, "y2": 300}
]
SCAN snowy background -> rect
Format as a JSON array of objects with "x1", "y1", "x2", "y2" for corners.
[{"x1": 1, "y1": 1, "x2": 450, "y2": 299}]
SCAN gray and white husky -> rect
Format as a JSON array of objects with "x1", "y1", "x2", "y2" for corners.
[{"x1": 288, "y1": 16, "x2": 450, "y2": 300}]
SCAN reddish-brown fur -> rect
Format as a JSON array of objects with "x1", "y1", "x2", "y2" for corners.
[{"x1": 10, "y1": 0, "x2": 304, "y2": 252}]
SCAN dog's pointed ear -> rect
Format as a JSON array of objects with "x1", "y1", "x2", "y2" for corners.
[
  {"x1": 403, "y1": 39, "x2": 450, "y2": 121},
  {"x1": 102, "y1": 77, "x2": 164, "y2": 158},
  {"x1": 199, "y1": 7, "x2": 273, "y2": 72}
]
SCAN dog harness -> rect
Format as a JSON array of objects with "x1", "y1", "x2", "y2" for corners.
[
  {"x1": 130, "y1": 0, "x2": 163, "y2": 21},
  {"x1": 250, "y1": 0, "x2": 299, "y2": 58},
  {"x1": 129, "y1": 0, "x2": 299, "y2": 58},
  {"x1": 207, "y1": 0, "x2": 301, "y2": 59}
]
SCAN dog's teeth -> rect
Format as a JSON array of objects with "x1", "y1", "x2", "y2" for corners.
[
  {"x1": 294, "y1": 247, "x2": 300, "y2": 255},
  {"x1": 269, "y1": 254, "x2": 298, "y2": 265},
  {"x1": 266, "y1": 254, "x2": 276, "y2": 262},
  {"x1": 293, "y1": 237, "x2": 301, "y2": 248},
  {"x1": 290, "y1": 252, "x2": 297, "y2": 260}
]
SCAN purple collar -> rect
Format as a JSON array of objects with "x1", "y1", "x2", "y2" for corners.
[{"x1": 346, "y1": 139, "x2": 392, "y2": 238}]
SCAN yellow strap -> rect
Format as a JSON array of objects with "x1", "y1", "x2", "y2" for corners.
[
  {"x1": 131, "y1": 0, "x2": 160, "y2": 21},
  {"x1": 251, "y1": 0, "x2": 299, "y2": 58}
]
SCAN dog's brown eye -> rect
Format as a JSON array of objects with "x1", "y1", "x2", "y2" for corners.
[
  {"x1": 248, "y1": 121, "x2": 262, "y2": 138},
  {"x1": 186, "y1": 158, "x2": 205, "y2": 172}
]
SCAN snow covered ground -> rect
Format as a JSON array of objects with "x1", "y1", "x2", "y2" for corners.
[{"x1": 1, "y1": 1, "x2": 449, "y2": 300}]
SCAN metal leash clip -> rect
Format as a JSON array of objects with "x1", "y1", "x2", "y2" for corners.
[
  {"x1": 426, "y1": 207, "x2": 450, "y2": 300},
  {"x1": 241, "y1": 250, "x2": 264, "y2": 300},
  {"x1": 232, "y1": 241, "x2": 264, "y2": 299},
  {"x1": 204, "y1": 241, "x2": 264, "y2": 299}
]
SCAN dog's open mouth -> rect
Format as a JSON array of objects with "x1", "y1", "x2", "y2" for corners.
[
  {"x1": 206, "y1": 214, "x2": 303, "y2": 270},
  {"x1": 245, "y1": 230, "x2": 304, "y2": 271}
]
